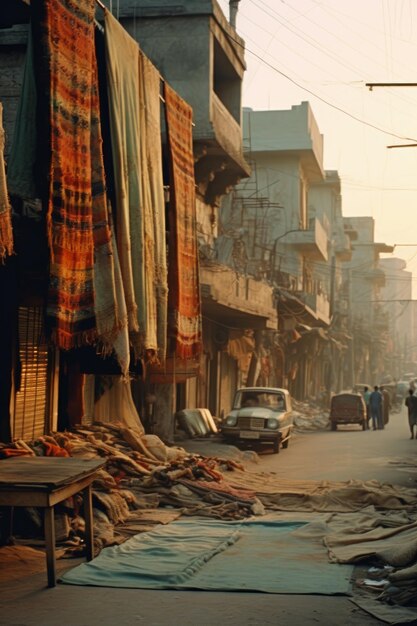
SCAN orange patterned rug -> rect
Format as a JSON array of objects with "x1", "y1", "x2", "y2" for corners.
[
  {"x1": 164, "y1": 83, "x2": 202, "y2": 359},
  {"x1": 32, "y1": 0, "x2": 111, "y2": 349}
]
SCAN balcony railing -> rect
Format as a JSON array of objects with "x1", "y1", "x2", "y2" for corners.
[
  {"x1": 200, "y1": 263, "x2": 278, "y2": 329},
  {"x1": 279, "y1": 218, "x2": 328, "y2": 261},
  {"x1": 211, "y1": 92, "x2": 248, "y2": 170},
  {"x1": 295, "y1": 290, "x2": 330, "y2": 324}
]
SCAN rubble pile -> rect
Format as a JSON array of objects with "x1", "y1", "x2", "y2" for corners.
[
  {"x1": 359, "y1": 563, "x2": 417, "y2": 607},
  {"x1": 0, "y1": 422, "x2": 263, "y2": 555},
  {"x1": 292, "y1": 399, "x2": 330, "y2": 431}
]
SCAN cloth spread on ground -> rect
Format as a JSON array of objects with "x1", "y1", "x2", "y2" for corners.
[
  {"x1": 32, "y1": 0, "x2": 112, "y2": 349},
  {"x1": 164, "y1": 82, "x2": 202, "y2": 359},
  {"x1": 223, "y1": 471, "x2": 417, "y2": 512},
  {"x1": 60, "y1": 515, "x2": 353, "y2": 594},
  {"x1": 326, "y1": 521, "x2": 417, "y2": 567},
  {"x1": 0, "y1": 103, "x2": 13, "y2": 262},
  {"x1": 138, "y1": 51, "x2": 167, "y2": 359},
  {"x1": 104, "y1": 10, "x2": 141, "y2": 340},
  {"x1": 350, "y1": 598, "x2": 417, "y2": 625}
]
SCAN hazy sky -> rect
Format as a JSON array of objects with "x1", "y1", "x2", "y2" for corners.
[{"x1": 218, "y1": 0, "x2": 417, "y2": 291}]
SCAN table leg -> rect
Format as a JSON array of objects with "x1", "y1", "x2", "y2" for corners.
[
  {"x1": 83, "y1": 484, "x2": 94, "y2": 561},
  {"x1": 0, "y1": 506, "x2": 13, "y2": 545},
  {"x1": 44, "y1": 506, "x2": 56, "y2": 588}
]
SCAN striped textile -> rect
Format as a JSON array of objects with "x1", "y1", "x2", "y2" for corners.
[
  {"x1": 32, "y1": 0, "x2": 113, "y2": 349},
  {"x1": 164, "y1": 83, "x2": 202, "y2": 359},
  {"x1": 0, "y1": 103, "x2": 13, "y2": 262}
]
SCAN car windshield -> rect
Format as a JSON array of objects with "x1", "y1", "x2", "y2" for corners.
[{"x1": 234, "y1": 391, "x2": 285, "y2": 411}]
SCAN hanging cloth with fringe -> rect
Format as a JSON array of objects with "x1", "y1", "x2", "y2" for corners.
[
  {"x1": 138, "y1": 51, "x2": 168, "y2": 360},
  {"x1": 0, "y1": 103, "x2": 13, "y2": 262},
  {"x1": 32, "y1": 0, "x2": 114, "y2": 349},
  {"x1": 164, "y1": 83, "x2": 202, "y2": 359},
  {"x1": 104, "y1": 10, "x2": 142, "y2": 344}
]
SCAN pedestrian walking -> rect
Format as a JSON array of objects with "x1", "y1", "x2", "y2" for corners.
[
  {"x1": 369, "y1": 386, "x2": 383, "y2": 430},
  {"x1": 380, "y1": 385, "x2": 391, "y2": 427},
  {"x1": 405, "y1": 389, "x2": 417, "y2": 439},
  {"x1": 362, "y1": 386, "x2": 371, "y2": 428}
]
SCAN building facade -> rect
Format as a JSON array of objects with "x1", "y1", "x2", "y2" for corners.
[
  {"x1": 343, "y1": 216, "x2": 393, "y2": 385},
  {"x1": 219, "y1": 103, "x2": 354, "y2": 401}
]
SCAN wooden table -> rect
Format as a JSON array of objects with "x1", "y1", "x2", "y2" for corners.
[{"x1": 0, "y1": 457, "x2": 105, "y2": 587}]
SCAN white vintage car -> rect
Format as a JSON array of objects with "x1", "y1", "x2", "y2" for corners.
[{"x1": 221, "y1": 387, "x2": 294, "y2": 454}]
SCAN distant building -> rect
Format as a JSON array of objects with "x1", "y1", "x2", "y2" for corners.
[
  {"x1": 379, "y1": 257, "x2": 414, "y2": 379},
  {"x1": 219, "y1": 102, "x2": 354, "y2": 400},
  {"x1": 343, "y1": 216, "x2": 393, "y2": 383}
]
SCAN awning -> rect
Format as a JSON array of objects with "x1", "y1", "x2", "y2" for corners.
[{"x1": 146, "y1": 357, "x2": 199, "y2": 384}]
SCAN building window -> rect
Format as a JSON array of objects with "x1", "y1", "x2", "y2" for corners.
[{"x1": 213, "y1": 36, "x2": 240, "y2": 123}]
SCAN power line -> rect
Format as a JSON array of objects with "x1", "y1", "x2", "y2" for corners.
[
  {"x1": 226, "y1": 32, "x2": 417, "y2": 143},
  {"x1": 244, "y1": 0, "x2": 417, "y2": 121}
]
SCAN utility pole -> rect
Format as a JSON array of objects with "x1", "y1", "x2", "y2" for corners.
[
  {"x1": 348, "y1": 269, "x2": 355, "y2": 388},
  {"x1": 325, "y1": 249, "x2": 337, "y2": 399}
]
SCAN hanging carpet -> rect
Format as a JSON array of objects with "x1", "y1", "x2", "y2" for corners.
[
  {"x1": 0, "y1": 102, "x2": 13, "y2": 262},
  {"x1": 32, "y1": 0, "x2": 115, "y2": 349},
  {"x1": 164, "y1": 83, "x2": 202, "y2": 359}
]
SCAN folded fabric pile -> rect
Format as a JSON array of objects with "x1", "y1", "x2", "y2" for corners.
[{"x1": 0, "y1": 423, "x2": 261, "y2": 554}]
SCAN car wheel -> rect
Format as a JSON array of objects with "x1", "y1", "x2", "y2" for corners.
[
  {"x1": 273, "y1": 438, "x2": 280, "y2": 454},
  {"x1": 331, "y1": 422, "x2": 337, "y2": 431}
]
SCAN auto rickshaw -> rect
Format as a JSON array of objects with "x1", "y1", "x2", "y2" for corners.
[{"x1": 330, "y1": 392, "x2": 367, "y2": 431}]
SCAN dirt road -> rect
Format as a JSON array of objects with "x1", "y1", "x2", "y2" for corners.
[
  {"x1": 260, "y1": 404, "x2": 416, "y2": 486},
  {"x1": 1, "y1": 406, "x2": 415, "y2": 626}
]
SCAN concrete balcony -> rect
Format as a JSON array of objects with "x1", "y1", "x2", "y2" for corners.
[
  {"x1": 281, "y1": 218, "x2": 328, "y2": 261},
  {"x1": 194, "y1": 92, "x2": 251, "y2": 205},
  {"x1": 295, "y1": 291, "x2": 330, "y2": 325},
  {"x1": 211, "y1": 92, "x2": 248, "y2": 173},
  {"x1": 200, "y1": 263, "x2": 278, "y2": 329},
  {"x1": 107, "y1": 0, "x2": 250, "y2": 206}
]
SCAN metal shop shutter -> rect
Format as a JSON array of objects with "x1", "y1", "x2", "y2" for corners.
[{"x1": 11, "y1": 306, "x2": 57, "y2": 441}]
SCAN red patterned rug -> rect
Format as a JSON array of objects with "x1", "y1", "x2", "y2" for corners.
[
  {"x1": 32, "y1": 0, "x2": 108, "y2": 348},
  {"x1": 164, "y1": 83, "x2": 202, "y2": 359},
  {"x1": 0, "y1": 103, "x2": 13, "y2": 262}
]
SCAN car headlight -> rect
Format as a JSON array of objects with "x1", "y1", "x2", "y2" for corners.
[
  {"x1": 267, "y1": 418, "x2": 279, "y2": 429},
  {"x1": 224, "y1": 415, "x2": 238, "y2": 427}
]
